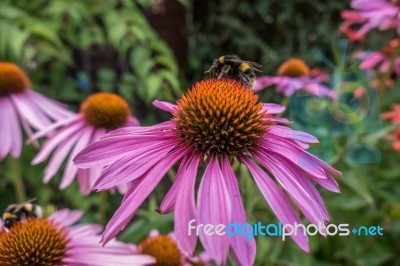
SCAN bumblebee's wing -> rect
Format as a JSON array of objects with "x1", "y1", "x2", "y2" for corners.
[
  {"x1": 243, "y1": 61, "x2": 263, "y2": 71},
  {"x1": 13, "y1": 198, "x2": 37, "y2": 212}
]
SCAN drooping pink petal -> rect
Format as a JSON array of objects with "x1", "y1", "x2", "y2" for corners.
[
  {"x1": 253, "y1": 151, "x2": 326, "y2": 226},
  {"x1": 101, "y1": 147, "x2": 187, "y2": 244},
  {"x1": 0, "y1": 97, "x2": 13, "y2": 159},
  {"x1": 175, "y1": 154, "x2": 200, "y2": 256},
  {"x1": 242, "y1": 156, "x2": 309, "y2": 253},
  {"x1": 222, "y1": 156, "x2": 256, "y2": 266},
  {"x1": 28, "y1": 91, "x2": 74, "y2": 120},
  {"x1": 158, "y1": 156, "x2": 192, "y2": 214},
  {"x1": 32, "y1": 119, "x2": 86, "y2": 165},
  {"x1": 74, "y1": 133, "x2": 176, "y2": 168},
  {"x1": 29, "y1": 114, "x2": 82, "y2": 142},
  {"x1": 267, "y1": 125, "x2": 319, "y2": 144},
  {"x1": 94, "y1": 139, "x2": 179, "y2": 190},
  {"x1": 42, "y1": 128, "x2": 83, "y2": 183},
  {"x1": 8, "y1": 99, "x2": 23, "y2": 158},
  {"x1": 10, "y1": 93, "x2": 50, "y2": 129},
  {"x1": 260, "y1": 134, "x2": 341, "y2": 178},
  {"x1": 198, "y1": 156, "x2": 231, "y2": 265},
  {"x1": 59, "y1": 126, "x2": 94, "y2": 189}
]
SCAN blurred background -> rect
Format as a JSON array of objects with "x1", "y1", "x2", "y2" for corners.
[{"x1": 1, "y1": 0, "x2": 400, "y2": 265}]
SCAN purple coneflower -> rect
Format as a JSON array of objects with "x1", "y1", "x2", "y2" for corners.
[
  {"x1": 254, "y1": 58, "x2": 335, "y2": 99},
  {"x1": 31, "y1": 92, "x2": 139, "y2": 195},
  {"x1": 340, "y1": 0, "x2": 400, "y2": 39},
  {"x1": 0, "y1": 62, "x2": 72, "y2": 160},
  {"x1": 75, "y1": 79, "x2": 341, "y2": 266},
  {"x1": 137, "y1": 230, "x2": 210, "y2": 266},
  {"x1": 0, "y1": 209, "x2": 155, "y2": 265}
]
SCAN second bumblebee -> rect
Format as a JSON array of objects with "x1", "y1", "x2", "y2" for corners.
[
  {"x1": 2, "y1": 199, "x2": 42, "y2": 229},
  {"x1": 205, "y1": 55, "x2": 262, "y2": 88}
]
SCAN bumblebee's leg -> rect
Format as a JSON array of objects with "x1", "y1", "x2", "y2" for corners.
[
  {"x1": 239, "y1": 75, "x2": 250, "y2": 87},
  {"x1": 218, "y1": 65, "x2": 231, "y2": 79}
]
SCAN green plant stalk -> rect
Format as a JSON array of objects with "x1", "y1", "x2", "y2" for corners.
[
  {"x1": 99, "y1": 191, "x2": 108, "y2": 226},
  {"x1": 9, "y1": 158, "x2": 26, "y2": 202}
]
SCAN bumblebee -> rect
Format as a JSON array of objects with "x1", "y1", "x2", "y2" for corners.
[
  {"x1": 205, "y1": 55, "x2": 262, "y2": 88},
  {"x1": 2, "y1": 199, "x2": 42, "y2": 229}
]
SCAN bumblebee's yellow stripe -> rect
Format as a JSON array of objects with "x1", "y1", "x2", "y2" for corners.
[
  {"x1": 240, "y1": 63, "x2": 250, "y2": 72},
  {"x1": 218, "y1": 56, "x2": 225, "y2": 64},
  {"x1": 2, "y1": 213, "x2": 17, "y2": 220}
]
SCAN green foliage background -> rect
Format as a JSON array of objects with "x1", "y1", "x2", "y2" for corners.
[{"x1": 0, "y1": 0, "x2": 400, "y2": 265}]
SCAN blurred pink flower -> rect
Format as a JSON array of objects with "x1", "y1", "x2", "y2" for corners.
[
  {"x1": 355, "y1": 39, "x2": 400, "y2": 75},
  {"x1": 0, "y1": 209, "x2": 155, "y2": 266},
  {"x1": 382, "y1": 104, "x2": 400, "y2": 151},
  {"x1": 75, "y1": 79, "x2": 341, "y2": 266},
  {"x1": 339, "y1": 10, "x2": 367, "y2": 42},
  {"x1": 31, "y1": 92, "x2": 140, "y2": 195},
  {"x1": 0, "y1": 62, "x2": 73, "y2": 161},
  {"x1": 254, "y1": 58, "x2": 335, "y2": 99},
  {"x1": 340, "y1": 0, "x2": 400, "y2": 40},
  {"x1": 382, "y1": 104, "x2": 400, "y2": 123}
]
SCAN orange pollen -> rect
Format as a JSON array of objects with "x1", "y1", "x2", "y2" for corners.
[
  {"x1": 0, "y1": 218, "x2": 68, "y2": 266},
  {"x1": 0, "y1": 62, "x2": 30, "y2": 97},
  {"x1": 173, "y1": 79, "x2": 267, "y2": 157},
  {"x1": 277, "y1": 58, "x2": 311, "y2": 77},
  {"x1": 139, "y1": 235, "x2": 182, "y2": 266},
  {"x1": 80, "y1": 93, "x2": 131, "y2": 129}
]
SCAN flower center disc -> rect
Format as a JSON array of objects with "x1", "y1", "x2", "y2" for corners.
[
  {"x1": 174, "y1": 79, "x2": 267, "y2": 157},
  {"x1": 80, "y1": 93, "x2": 131, "y2": 129},
  {"x1": 0, "y1": 62, "x2": 30, "y2": 97},
  {"x1": 277, "y1": 58, "x2": 310, "y2": 77},
  {"x1": 0, "y1": 219, "x2": 68, "y2": 265},
  {"x1": 139, "y1": 235, "x2": 182, "y2": 266}
]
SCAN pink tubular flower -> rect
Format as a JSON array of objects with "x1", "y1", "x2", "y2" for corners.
[
  {"x1": 382, "y1": 104, "x2": 400, "y2": 151},
  {"x1": 137, "y1": 229, "x2": 210, "y2": 266},
  {"x1": 75, "y1": 79, "x2": 341, "y2": 266},
  {"x1": 254, "y1": 58, "x2": 336, "y2": 99},
  {"x1": 340, "y1": 10, "x2": 367, "y2": 42},
  {"x1": 0, "y1": 209, "x2": 155, "y2": 265},
  {"x1": 355, "y1": 39, "x2": 400, "y2": 75},
  {"x1": 382, "y1": 104, "x2": 400, "y2": 123},
  {"x1": 31, "y1": 92, "x2": 140, "y2": 195},
  {"x1": 0, "y1": 62, "x2": 73, "y2": 161},
  {"x1": 340, "y1": 0, "x2": 400, "y2": 39}
]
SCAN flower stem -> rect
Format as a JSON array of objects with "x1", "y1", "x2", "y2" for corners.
[
  {"x1": 9, "y1": 158, "x2": 26, "y2": 202},
  {"x1": 99, "y1": 191, "x2": 108, "y2": 225}
]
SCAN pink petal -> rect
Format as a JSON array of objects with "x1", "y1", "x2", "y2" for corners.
[
  {"x1": 153, "y1": 100, "x2": 177, "y2": 112},
  {"x1": 262, "y1": 103, "x2": 286, "y2": 114},
  {"x1": 175, "y1": 154, "x2": 200, "y2": 256},
  {"x1": 267, "y1": 126, "x2": 319, "y2": 143},
  {"x1": 60, "y1": 126, "x2": 94, "y2": 190},
  {"x1": 101, "y1": 147, "x2": 186, "y2": 244},
  {"x1": 158, "y1": 156, "x2": 192, "y2": 214},
  {"x1": 94, "y1": 139, "x2": 179, "y2": 190},
  {"x1": 42, "y1": 129, "x2": 83, "y2": 183},
  {"x1": 222, "y1": 156, "x2": 256, "y2": 266},
  {"x1": 32, "y1": 119, "x2": 86, "y2": 165},
  {"x1": 242, "y1": 156, "x2": 309, "y2": 253},
  {"x1": 254, "y1": 151, "x2": 326, "y2": 225},
  {"x1": 198, "y1": 157, "x2": 231, "y2": 265},
  {"x1": 0, "y1": 97, "x2": 13, "y2": 158}
]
